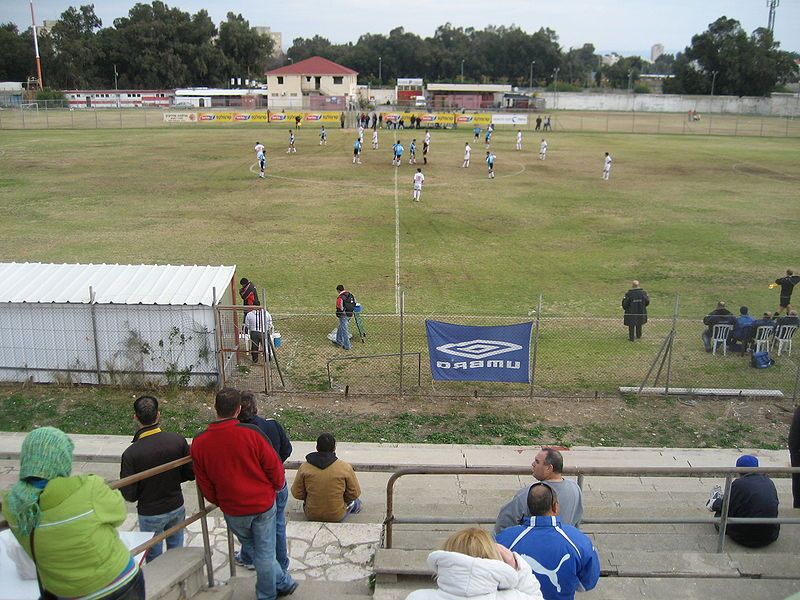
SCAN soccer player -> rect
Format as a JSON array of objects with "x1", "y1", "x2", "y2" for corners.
[
  {"x1": 408, "y1": 139, "x2": 417, "y2": 164},
  {"x1": 486, "y1": 150, "x2": 496, "y2": 179},
  {"x1": 516, "y1": 130, "x2": 523, "y2": 151},
  {"x1": 412, "y1": 168, "x2": 424, "y2": 202},
  {"x1": 358, "y1": 124, "x2": 365, "y2": 144},
  {"x1": 473, "y1": 126, "x2": 481, "y2": 141},
  {"x1": 422, "y1": 138, "x2": 429, "y2": 165},
  {"x1": 539, "y1": 138, "x2": 548, "y2": 160},
  {"x1": 462, "y1": 142, "x2": 471, "y2": 168},
  {"x1": 287, "y1": 129, "x2": 296, "y2": 153},
  {"x1": 353, "y1": 137, "x2": 362, "y2": 164},
  {"x1": 319, "y1": 126, "x2": 327, "y2": 146},
  {"x1": 484, "y1": 127, "x2": 492, "y2": 147},
  {"x1": 254, "y1": 141, "x2": 266, "y2": 178},
  {"x1": 602, "y1": 151, "x2": 612, "y2": 180},
  {"x1": 372, "y1": 129, "x2": 378, "y2": 150},
  {"x1": 393, "y1": 141, "x2": 404, "y2": 166},
  {"x1": 424, "y1": 129, "x2": 431, "y2": 148}
]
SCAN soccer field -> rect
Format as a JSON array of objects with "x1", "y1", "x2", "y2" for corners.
[{"x1": 1, "y1": 125, "x2": 797, "y2": 318}]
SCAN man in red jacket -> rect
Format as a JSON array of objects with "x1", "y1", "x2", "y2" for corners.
[{"x1": 191, "y1": 388, "x2": 296, "y2": 599}]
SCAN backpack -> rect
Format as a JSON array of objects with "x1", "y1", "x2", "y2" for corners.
[
  {"x1": 340, "y1": 291, "x2": 357, "y2": 315},
  {"x1": 751, "y1": 351, "x2": 774, "y2": 369}
]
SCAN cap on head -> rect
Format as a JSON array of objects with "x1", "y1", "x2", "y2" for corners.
[
  {"x1": 317, "y1": 432, "x2": 336, "y2": 452},
  {"x1": 736, "y1": 455, "x2": 758, "y2": 468}
]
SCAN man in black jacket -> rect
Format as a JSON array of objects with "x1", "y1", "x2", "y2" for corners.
[
  {"x1": 120, "y1": 395, "x2": 194, "y2": 562},
  {"x1": 774, "y1": 269, "x2": 800, "y2": 316},
  {"x1": 707, "y1": 455, "x2": 779, "y2": 548},
  {"x1": 701, "y1": 301, "x2": 735, "y2": 352},
  {"x1": 622, "y1": 280, "x2": 649, "y2": 341}
]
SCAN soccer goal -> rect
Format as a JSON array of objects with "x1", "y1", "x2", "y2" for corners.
[{"x1": 20, "y1": 102, "x2": 39, "y2": 114}]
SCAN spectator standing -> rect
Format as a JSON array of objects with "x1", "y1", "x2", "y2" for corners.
[
  {"x1": 790, "y1": 406, "x2": 800, "y2": 509},
  {"x1": 774, "y1": 269, "x2": 800, "y2": 315},
  {"x1": 3, "y1": 427, "x2": 145, "y2": 599},
  {"x1": 495, "y1": 447, "x2": 583, "y2": 533},
  {"x1": 706, "y1": 455, "x2": 780, "y2": 548},
  {"x1": 535, "y1": 115, "x2": 542, "y2": 131},
  {"x1": 291, "y1": 433, "x2": 362, "y2": 522},
  {"x1": 245, "y1": 304, "x2": 272, "y2": 363},
  {"x1": 239, "y1": 277, "x2": 260, "y2": 307},
  {"x1": 621, "y1": 280, "x2": 649, "y2": 341},
  {"x1": 496, "y1": 483, "x2": 600, "y2": 600},
  {"x1": 404, "y1": 527, "x2": 543, "y2": 600},
  {"x1": 334, "y1": 284, "x2": 356, "y2": 350},
  {"x1": 236, "y1": 392, "x2": 296, "y2": 592},
  {"x1": 191, "y1": 388, "x2": 294, "y2": 599},
  {"x1": 120, "y1": 395, "x2": 194, "y2": 563}
]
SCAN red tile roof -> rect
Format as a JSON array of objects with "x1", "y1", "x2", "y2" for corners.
[{"x1": 265, "y1": 56, "x2": 358, "y2": 76}]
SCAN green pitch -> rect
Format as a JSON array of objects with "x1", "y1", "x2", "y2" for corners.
[{"x1": 0, "y1": 125, "x2": 798, "y2": 317}]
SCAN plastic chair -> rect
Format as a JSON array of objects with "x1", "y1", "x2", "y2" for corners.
[
  {"x1": 753, "y1": 325, "x2": 774, "y2": 353},
  {"x1": 711, "y1": 324, "x2": 734, "y2": 356},
  {"x1": 772, "y1": 325, "x2": 797, "y2": 357}
]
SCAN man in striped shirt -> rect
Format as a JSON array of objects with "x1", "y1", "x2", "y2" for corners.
[{"x1": 245, "y1": 304, "x2": 272, "y2": 363}]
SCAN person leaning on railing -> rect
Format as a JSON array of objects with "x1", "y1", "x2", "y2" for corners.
[{"x1": 2, "y1": 427, "x2": 145, "y2": 599}]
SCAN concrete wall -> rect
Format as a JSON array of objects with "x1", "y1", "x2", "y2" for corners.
[{"x1": 538, "y1": 91, "x2": 800, "y2": 116}]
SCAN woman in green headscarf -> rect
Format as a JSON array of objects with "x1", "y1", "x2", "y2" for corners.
[{"x1": 3, "y1": 427, "x2": 145, "y2": 599}]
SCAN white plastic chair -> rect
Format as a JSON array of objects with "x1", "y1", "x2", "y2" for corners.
[
  {"x1": 753, "y1": 325, "x2": 774, "y2": 353},
  {"x1": 712, "y1": 323, "x2": 734, "y2": 356},
  {"x1": 772, "y1": 325, "x2": 797, "y2": 357}
]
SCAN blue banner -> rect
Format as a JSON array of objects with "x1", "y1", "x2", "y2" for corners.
[{"x1": 425, "y1": 320, "x2": 533, "y2": 383}]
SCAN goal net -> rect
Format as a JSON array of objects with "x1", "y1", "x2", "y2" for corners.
[{"x1": 20, "y1": 102, "x2": 39, "y2": 114}]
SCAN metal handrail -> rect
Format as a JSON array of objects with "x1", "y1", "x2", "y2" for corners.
[{"x1": 383, "y1": 466, "x2": 800, "y2": 553}]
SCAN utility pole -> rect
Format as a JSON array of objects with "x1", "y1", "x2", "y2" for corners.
[
  {"x1": 767, "y1": 0, "x2": 779, "y2": 32},
  {"x1": 529, "y1": 61, "x2": 536, "y2": 89},
  {"x1": 710, "y1": 70, "x2": 718, "y2": 97},
  {"x1": 627, "y1": 69, "x2": 633, "y2": 93},
  {"x1": 114, "y1": 65, "x2": 119, "y2": 108},
  {"x1": 29, "y1": 1, "x2": 43, "y2": 90},
  {"x1": 553, "y1": 67, "x2": 560, "y2": 110},
  {"x1": 378, "y1": 56, "x2": 382, "y2": 86},
  {"x1": 461, "y1": 59, "x2": 465, "y2": 83}
]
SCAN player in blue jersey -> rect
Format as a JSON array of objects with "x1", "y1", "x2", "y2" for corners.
[
  {"x1": 319, "y1": 126, "x2": 327, "y2": 146},
  {"x1": 473, "y1": 126, "x2": 481, "y2": 141},
  {"x1": 408, "y1": 139, "x2": 417, "y2": 165},
  {"x1": 486, "y1": 150, "x2": 496, "y2": 179},
  {"x1": 287, "y1": 129, "x2": 296, "y2": 153},
  {"x1": 353, "y1": 138, "x2": 362, "y2": 164},
  {"x1": 392, "y1": 141, "x2": 404, "y2": 167}
]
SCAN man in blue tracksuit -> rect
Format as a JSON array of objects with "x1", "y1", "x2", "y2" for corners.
[{"x1": 496, "y1": 483, "x2": 600, "y2": 600}]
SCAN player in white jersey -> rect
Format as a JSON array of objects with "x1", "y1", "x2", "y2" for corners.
[
  {"x1": 372, "y1": 129, "x2": 378, "y2": 149},
  {"x1": 515, "y1": 130, "x2": 523, "y2": 151},
  {"x1": 462, "y1": 142, "x2": 471, "y2": 168},
  {"x1": 424, "y1": 129, "x2": 431, "y2": 147},
  {"x1": 319, "y1": 126, "x2": 327, "y2": 145},
  {"x1": 539, "y1": 139, "x2": 548, "y2": 160},
  {"x1": 602, "y1": 152, "x2": 612, "y2": 180},
  {"x1": 254, "y1": 142, "x2": 266, "y2": 178},
  {"x1": 358, "y1": 125, "x2": 365, "y2": 143},
  {"x1": 287, "y1": 130, "x2": 296, "y2": 153},
  {"x1": 412, "y1": 168, "x2": 425, "y2": 202}
]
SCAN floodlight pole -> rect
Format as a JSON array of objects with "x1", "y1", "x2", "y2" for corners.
[
  {"x1": 529, "y1": 61, "x2": 536, "y2": 89},
  {"x1": 30, "y1": 1, "x2": 43, "y2": 90},
  {"x1": 461, "y1": 59, "x2": 465, "y2": 83},
  {"x1": 553, "y1": 67, "x2": 559, "y2": 110},
  {"x1": 378, "y1": 56, "x2": 381, "y2": 86},
  {"x1": 627, "y1": 69, "x2": 633, "y2": 93},
  {"x1": 114, "y1": 64, "x2": 119, "y2": 108}
]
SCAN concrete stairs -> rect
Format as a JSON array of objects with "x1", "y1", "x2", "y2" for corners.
[
  {"x1": 142, "y1": 547, "x2": 232, "y2": 600},
  {"x1": 227, "y1": 576, "x2": 373, "y2": 600}
]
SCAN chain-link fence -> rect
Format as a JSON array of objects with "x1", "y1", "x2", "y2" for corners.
[
  {"x1": 223, "y1": 299, "x2": 800, "y2": 398},
  {"x1": 1, "y1": 104, "x2": 799, "y2": 138},
  {"x1": 0, "y1": 303, "x2": 217, "y2": 387}
]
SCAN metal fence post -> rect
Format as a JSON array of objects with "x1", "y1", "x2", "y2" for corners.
[
  {"x1": 195, "y1": 482, "x2": 215, "y2": 587},
  {"x1": 530, "y1": 294, "x2": 542, "y2": 396},
  {"x1": 665, "y1": 294, "x2": 679, "y2": 394},
  {"x1": 399, "y1": 290, "x2": 405, "y2": 398},
  {"x1": 716, "y1": 474, "x2": 733, "y2": 553},
  {"x1": 89, "y1": 286, "x2": 102, "y2": 384},
  {"x1": 212, "y1": 287, "x2": 225, "y2": 389}
]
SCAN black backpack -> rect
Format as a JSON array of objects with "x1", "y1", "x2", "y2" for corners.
[{"x1": 341, "y1": 291, "x2": 357, "y2": 315}]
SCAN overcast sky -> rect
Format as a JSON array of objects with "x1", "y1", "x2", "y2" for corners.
[{"x1": 4, "y1": 0, "x2": 799, "y2": 56}]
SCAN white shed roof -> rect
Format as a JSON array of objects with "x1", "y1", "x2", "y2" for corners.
[{"x1": 0, "y1": 263, "x2": 236, "y2": 306}]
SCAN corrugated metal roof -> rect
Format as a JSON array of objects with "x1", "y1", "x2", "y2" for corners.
[{"x1": 0, "y1": 263, "x2": 236, "y2": 306}]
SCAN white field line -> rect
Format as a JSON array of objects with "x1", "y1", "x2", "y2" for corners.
[{"x1": 394, "y1": 166, "x2": 401, "y2": 315}]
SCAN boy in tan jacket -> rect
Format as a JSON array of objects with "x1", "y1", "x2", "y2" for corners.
[{"x1": 291, "y1": 433, "x2": 362, "y2": 521}]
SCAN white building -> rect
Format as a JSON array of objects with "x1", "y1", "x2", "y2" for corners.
[
  {"x1": 253, "y1": 26, "x2": 283, "y2": 58},
  {"x1": 651, "y1": 43, "x2": 665, "y2": 62},
  {"x1": 0, "y1": 262, "x2": 236, "y2": 386},
  {"x1": 265, "y1": 56, "x2": 358, "y2": 109}
]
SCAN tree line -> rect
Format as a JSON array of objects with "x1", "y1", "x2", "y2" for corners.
[{"x1": 0, "y1": 3, "x2": 797, "y2": 97}]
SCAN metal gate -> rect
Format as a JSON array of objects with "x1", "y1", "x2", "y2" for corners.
[{"x1": 214, "y1": 305, "x2": 275, "y2": 393}]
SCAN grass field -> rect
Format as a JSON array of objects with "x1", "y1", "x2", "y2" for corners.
[{"x1": 1, "y1": 124, "x2": 798, "y2": 319}]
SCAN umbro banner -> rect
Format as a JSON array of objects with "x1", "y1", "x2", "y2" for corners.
[{"x1": 425, "y1": 320, "x2": 533, "y2": 383}]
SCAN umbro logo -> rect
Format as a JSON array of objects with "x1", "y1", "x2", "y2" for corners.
[{"x1": 436, "y1": 339, "x2": 523, "y2": 360}]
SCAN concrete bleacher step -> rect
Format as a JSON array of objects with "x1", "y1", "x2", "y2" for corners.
[
  {"x1": 142, "y1": 547, "x2": 218, "y2": 600},
  {"x1": 227, "y1": 576, "x2": 372, "y2": 600}
]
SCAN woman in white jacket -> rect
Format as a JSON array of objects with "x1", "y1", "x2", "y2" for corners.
[{"x1": 405, "y1": 527, "x2": 544, "y2": 600}]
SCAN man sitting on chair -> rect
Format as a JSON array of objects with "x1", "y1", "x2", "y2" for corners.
[
  {"x1": 776, "y1": 310, "x2": 800, "y2": 329},
  {"x1": 729, "y1": 306, "x2": 755, "y2": 353},
  {"x1": 701, "y1": 301, "x2": 735, "y2": 352}
]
